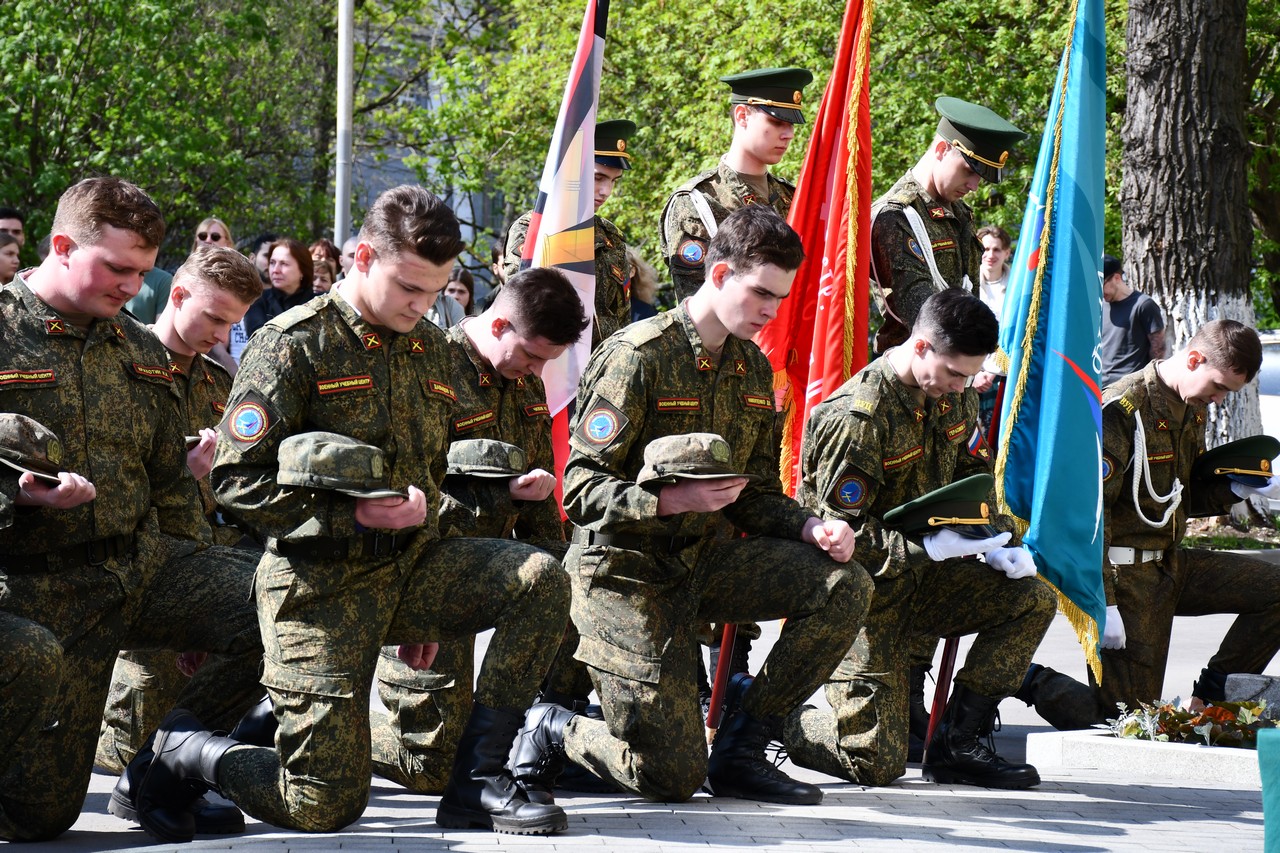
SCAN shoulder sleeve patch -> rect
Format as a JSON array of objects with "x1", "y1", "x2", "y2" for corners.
[
  {"x1": 676, "y1": 239, "x2": 706, "y2": 268},
  {"x1": 575, "y1": 397, "x2": 630, "y2": 451},
  {"x1": 219, "y1": 389, "x2": 280, "y2": 447}
]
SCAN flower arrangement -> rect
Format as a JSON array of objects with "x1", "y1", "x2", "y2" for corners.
[{"x1": 1100, "y1": 699, "x2": 1277, "y2": 749}]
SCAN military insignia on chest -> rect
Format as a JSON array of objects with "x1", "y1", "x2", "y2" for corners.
[
  {"x1": 478, "y1": 373, "x2": 493, "y2": 387},
  {"x1": 656, "y1": 397, "x2": 701, "y2": 413},
  {"x1": 429, "y1": 380, "x2": 457, "y2": 401},
  {"x1": 112, "y1": 322, "x2": 126, "y2": 339},
  {"x1": 44, "y1": 318, "x2": 66, "y2": 335},
  {"x1": 931, "y1": 238, "x2": 956, "y2": 251},
  {"x1": 927, "y1": 206, "x2": 947, "y2": 219},
  {"x1": 733, "y1": 360, "x2": 747, "y2": 375},
  {"x1": 130, "y1": 362, "x2": 173, "y2": 382},
  {"x1": 1147, "y1": 452, "x2": 1174, "y2": 463},
  {"x1": 524, "y1": 402, "x2": 550, "y2": 418},
  {"x1": 913, "y1": 407, "x2": 925, "y2": 423},
  {"x1": 316, "y1": 375, "x2": 374, "y2": 395},
  {"x1": 967, "y1": 427, "x2": 992, "y2": 461},
  {"x1": 884, "y1": 446, "x2": 923, "y2": 469},
  {"x1": 409, "y1": 338, "x2": 425, "y2": 354},
  {"x1": 454, "y1": 409, "x2": 496, "y2": 433},
  {"x1": 168, "y1": 361, "x2": 185, "y2": 376},
  {"x1": 1156, "y1": 418, "x2": 1169, "y2": 431},
  {"x1": 1195, "y1": 412, "x2": 1205, "y2": 425},
  {"x1": 212, "y1": 401, "x2": 226, "y2": 415},
  {"x1": 742, "y1": 193, "x2": 757, "y2": 205},
  {"x1": 937, "y1": 399, "x2": 952, "y2": 415},
  {"x1": 0, "y1": 368, "x2": 55, "y2": 386},
  {"x1": 742, "y1": 393, "x2": 772, "y2": 410},
  {"x1": 696, "y1": 356, "x2": 713, "y2": 371},
  {"x1": 361, "y1": 332, "x2": 382, "y2": 350},
  {"x1": 946, "y1": 421, "x2": 968, "y2": 441},
  {"x1": 515, "y1": 376, "x2": 526, "y2": 389}
]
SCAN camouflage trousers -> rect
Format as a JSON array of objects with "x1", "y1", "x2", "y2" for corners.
[
  {"x1": 1025, "y1": 547, "x2": 1280, "y2": 730},
  {"x1": 0, "y1": 611, "x2": 63, "y2": 763},
  {"x1": 218, "y1": 536, "x2": 567, "y2": 833},
  {"x1": 0, "y1": 543, "x2": 263, "y2": 841},
  {"x1": 783, "y1": 557, "x2": 1056, "y2": 786},
  {"x1": 561, "y1": 535, "x2": 870, "y2": 802}
]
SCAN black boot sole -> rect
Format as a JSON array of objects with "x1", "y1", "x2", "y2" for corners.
[
  {"x1": 921, "y1": 765, "x2": 1041, "y2": 789},
  {"x1": 435, "y1": 803, "x2": 568, "y2": 835},
  {"x1": 707, "y1": 778, "x2": 823, "y2": 805}
]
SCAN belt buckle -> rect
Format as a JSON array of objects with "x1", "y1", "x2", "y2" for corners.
[
  {"x1": 369, "y1": 532, "x2": 398, "y2": 558},
  {"x1": 86, "y1": 540, "x2": 110, "y2": 566}
]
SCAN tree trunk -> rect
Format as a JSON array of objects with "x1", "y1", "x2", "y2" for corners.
[{"x1": 1121, "y1": 0, "x2": 1257, "y2": 444}]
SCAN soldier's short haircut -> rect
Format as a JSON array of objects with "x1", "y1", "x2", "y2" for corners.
[
  {"x1": 51, "y1": 177, "x2": 165, "y2": 249},
  {"x1": 1189, "y1": 319, "x2": 1262, "y2": 381},
  {"x1": 173, "y1": 247, "x2": 264, "y2": 305},
  {"x1": 706, "y1": 205, "x2": 805, "y2": 273},
  {"x1": 360, "y1": 185, "x2": 466, "y2": 266},
  {"x1": 494, "y1": 267, "x2": 589, "y2": 347},
  {"x1": 914, "y1": 289, "x2": 998, "y2": 357}
]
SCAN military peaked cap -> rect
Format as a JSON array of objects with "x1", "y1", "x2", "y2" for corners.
[
  {"x1": 595, "y1": 119, "x2": 637, "y2": 171},
  {"x1": 720, "y1": 67, "x2": 813, "y2": 124},
  {"x1": 935, "y1": 96, "x2": 1028, "y2": 184},
  {"x1": 882, "y1": 473, "x2": 1000, "y2": 540},
  {"x1": 1192, "y1": 435, "x2": 1280, "y2": 489}
]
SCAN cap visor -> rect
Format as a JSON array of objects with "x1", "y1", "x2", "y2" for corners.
[
  {"x1": 1227, "y1": 473, "x2": 1271, "y2": 489},
  {"x1": 0, "y1": 457, "x2": 61, "y2": 484},
  {"x1": 595, "y1": 155, "x2": 630, "y2": 171},
  {"x1": 761, "y1": 106, "x2": 804, "y2": 124},
  {"x1": 335, "y1": 487, "x2": 409, "y2": 499},
  {"x1": 947, "y1": 523, "x2": 1002, "y2": 540},
  {"x1": 671, "y1": 472, "x2": 762, "y2": 484},
  {"x1": 960, "y1": 153, "x2": 1001, "y2": 184},
  {"x1": 447, "y1": 470, "x2": 519, "y2": 479}
]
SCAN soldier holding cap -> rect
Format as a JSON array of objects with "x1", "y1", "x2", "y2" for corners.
[
  {"x1": 872, "y1": 96, "x2": 1027, "y2": 354},
  {"x1": 1018, "y1": 320, "x2": 1280, "y2": 729},
  {"x1": 504, "y1": 119, "x2": 637, "y2": 347},
  {"x1": 509, "y1": 205, "x2": 870, "y2": 808},
  {"x1": 136, "y1": 186, "x2": 571, "y2": 840},
  {"x1": 785, "y1": 289, "x2": 1055, "y2": 791},
  {"x1": 661, "y1": 67, "x2": 812, "y2": 302},
  {"x1": 370, "y1": 265, "x2": 588, "y2": 796},
  {"x1": 0, "y1": 177, "x2": 264, "y2": 843}
]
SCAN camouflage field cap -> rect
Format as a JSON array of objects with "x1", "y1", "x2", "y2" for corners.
[
  {"x1": 595, "y1": 119, "x2": 637, "y2": 171},
  {"x1": 935, "y1": 96, "x2": 1028, "y2": 184},
  {"x1": 720, "y1": 67, "x2": 813, "y2": 124},
  {"x1": 446, "y1": 439, "x2": 529, "y2": 479},
  {"x1": 276, "y1": 431, "x2": 406, "y2": 499},
  {"x1": 1191, "y1": 435, "x2": 1280, "y2": 489},
  {"x1": 0, "y1": 413, "x2": 64, "y2": 484},
  {"x1": 882, "y1": 473, "x2": 999, "y2": 540},
  {"x1": 636, "y1": 432, "x2": 760, "y2": 485}
]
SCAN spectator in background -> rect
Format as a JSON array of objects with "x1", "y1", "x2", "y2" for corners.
[
  {"x1": 0, "y1": 233, "x2": 20, "y2": 284},
  {"x1": 973, "y1": 224, "x2": 1013, "y2": 433},
  {"x1": 248, "y1": 232, "x2": 278, "y2": 284},
  {"x1": 243, "y1": 238, "x2": 314, "y2": 338},
  {"x1": 1100, "y1": 254, "x2": 1166, "y2": 387},
  {"x1": 0, "y1": 206, "x2": 25, "y2": 249},
  {"x1": 313, "y1": 256, "x2": 337, "y2": 293},
  {"x1": 341, "y1": 235, "x2": 358, "y2": 277},
  {"x1": 193, "y1": 217, "x2": 233, "y2": 251},
  {"x1": 310, "y1": 237, "x2": 342, "y2": 272},
  {"x1": 628, "y1": 247, "x2": 659, "y2": 322},
  {"x1": 445, "y1": 266, "x2": 475, "y2": 316}
]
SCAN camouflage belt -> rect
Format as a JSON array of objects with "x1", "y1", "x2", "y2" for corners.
[
  {"x1": 271, "y1": 531, "x2": 409, "y2": 561},
  {"x1": 587, "y1": 531, "x2": 702, "y2": 555},
  {"x1": 0, "y1": 534, "x2": 136, "y2": 574}
]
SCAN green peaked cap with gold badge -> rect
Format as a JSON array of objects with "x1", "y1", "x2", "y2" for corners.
[
  {"x1": 446, "y1": 439, "x2": 529, "y2": 479},
  {"x1": 636, "y1": 432, "x2": 760, "y2": 485},
  {"x1": 1191, "y1": 435, "x2": 1280, "y2": 489},
  {"x1": 595, "y1": 119, "x2": 637, "y2": 171},
  {"x1": 0, "y1": 413, "x2": 64, "y2": 484},
  {"x1": 935, "y1": 96, "x2": 1028, "y2": 184},
  {"x1": 276, "y1": 431, "x2": 406, "y2": 499},
  {"x1": 720, "y1": 67, "x2": 813, "y2": 124},
  {"x1": 882, "y1": 473, "x2": 999, "y2": 540}
]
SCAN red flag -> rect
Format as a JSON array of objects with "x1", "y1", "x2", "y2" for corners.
[{"x1": 755, "y1": 0, "x2": 874, "y2": 495}]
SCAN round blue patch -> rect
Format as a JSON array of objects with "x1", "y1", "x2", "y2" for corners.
[
  {"x1": 230, "y1": 401, "x2": 268, "y2": 442},
  {"x1": 834, "y1": 474, "x2": 867, "y2": 509},
  {"x1": 678, "y1": 240, "x2": 705, "y2": 266},
  {"x1": 1101, "y1": 455, "x2": 1113, "y2": 482},
  {"x1": 585, "y1": 408, "x2": 619, "y2": 444},
  {"x1": 908, "y1": 237, "x2": 925, "y2": 262}
]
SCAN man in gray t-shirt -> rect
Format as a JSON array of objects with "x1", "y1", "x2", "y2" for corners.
[{"x1": 1100, "y1": 254, "x2": 1166, "y2": 386}]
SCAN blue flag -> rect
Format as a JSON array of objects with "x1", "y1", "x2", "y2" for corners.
[{"x1": 995, "y1": 0, "x2": 1107, "y2": 682}]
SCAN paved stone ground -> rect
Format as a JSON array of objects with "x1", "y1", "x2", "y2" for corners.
[{"x1": 48, "y1": 607, "x2": 1274, "y2": 851}]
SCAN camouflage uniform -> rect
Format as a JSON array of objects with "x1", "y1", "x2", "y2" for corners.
[
  {"x1": 781, "y1": 357, "x2": 1056, "y2": 786},
  {"x1": 97, "y1": 351, "x2": 242, "y2": 774},
  {"x1": 1023, "y1": 363, "x2": 1280, "y2": 729},
  {"x1": 210, "y1": 290, "x2": 568, "y2": 832},
  {"x1": 871, "y1": 172, "x2": 981, "y2": 353},
  {"x1": 555, "y1": 306, "x2": 871, "y2": 801},
  {"x1": 371, "y1": 321, "x2": 568, "y2": 794},
  {"x1": 660, "y1": 160, "x2": 795, "y2": 302},
  {"x1": 0, "y1": 276, "x2": 263, "y2": 841},
  {"x1": 503, "y1": 212, "x2": 631, "y2": 347}
]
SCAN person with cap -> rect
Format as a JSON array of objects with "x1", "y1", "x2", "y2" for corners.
[
  {"x1": 661, "y1": 67, "x2": 811, "y2": 303},
  {"x1": 784, "y1": 288, "x2": 1056, "y2": 790},
  {"x1": 508, "y1": 204, "x2": 871, "y2": 808},
  {"x1": 871, "y1": 96, "x2": 1027, "y2": 354},
  {"x1": 369, "y1": 265, "x2": 589, "y2": 796},
  {"x1": 1100, "y1": 253, "x2": 1166, "y2": 386},
  {"x1": 1017, "y1": 319, "x2": 1280, "y2": 729},
  {"x1": 0, "y1": 177, "x2": 264, "y2": 843},
  {"x1": 95, "y1": 246, "x2": 268, "y2": 831},
  {"x1": 134, "y1": 185, "x2": 571, "y2": 842},
  {"x1": 504, "y1": 119, "x2": 637, "y2": 347}
]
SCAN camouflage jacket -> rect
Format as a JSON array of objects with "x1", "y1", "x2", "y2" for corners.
[
  {"x1": 502, "y1": 211, "x2": 631, "y2": 348},
  {"x1": 871, "y1": 171, "x2": 981, "y2": 353},
  {"x1": 660, "y1": 159, "x2": 795, "y2": 302},
  {"x1": 796, "y1": 356, "x2": 1010, "y2": 579},
  {"x1": 169, "y1": 352, "x2": 232, "y2": 522},
  {"x1": 564, "y1": 304, "x2": 811, "y2": 544},
  {"x1": 211, "y1": 290, "x2": 456, "y2": 545},
  {"x1": 0, "y1": 275, "x2": 207, "y2": 554}
]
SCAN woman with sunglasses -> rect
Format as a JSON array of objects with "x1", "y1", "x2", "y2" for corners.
[{"x1": 193, "y1": 217, "x2": 233, "y2": 251}]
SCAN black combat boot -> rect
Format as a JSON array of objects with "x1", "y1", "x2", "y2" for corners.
[
  {"x1": 1192, "y1": 667, "x2": 1229, "y2": 703},
  {"x1": 707, "y1": 708, "x2": 822, "y2": 805},
  {"x1": 134, "y1": 710, "x2": 242, "y2": 843},
  {"x1": 535, "y1": 691, "x2": 617, "y2": 795},
  {"x1": 436, "y1": 703, "x2": 567, "y2": 834},
  {"x1": 228, "y1": 693, "x2": 277, "y2": 746},
  {"x1": 907, "y1": 665, "x2": 931, "y2": 762},
  {"x1": 922, "y1": 684, "x2": 1040, "y2": 789},
  {"x1": 507, "y1": 702, "x2": 578, "y2": 805},
  {"x1": 1013, "y1": 663, "x2": 1045, "y2": 705},
  {"x1": 107, "y1": 730, "x2": 244, "y2": 835}
]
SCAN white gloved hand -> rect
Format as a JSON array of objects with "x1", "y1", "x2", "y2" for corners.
[
  {"x1": 923, "y1": 528, "x2": 1012, "y2": 561},
  {"x1": 1231, "y1": 476, "x2": 1280, "y2": 501},
  {"x1": 985, "y1": 546, "x2": 1038, "y2": 579},
  {"x1": 1101, "y1": 605, "x2": 1126, "y2": 650}
]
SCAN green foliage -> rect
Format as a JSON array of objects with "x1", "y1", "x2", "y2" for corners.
[{"x1": 1103, "y1": 699, "x2": 1277, "y2": 749}]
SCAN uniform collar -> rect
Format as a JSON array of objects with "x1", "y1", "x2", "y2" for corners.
[
  {"x1": 328, "y1": 287, "x2": 433, "y2": 356},
  {"x1": 11, "y1": 273, "x2": 128, "y2": 345}
]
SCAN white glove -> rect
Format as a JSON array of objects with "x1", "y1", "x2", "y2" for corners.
[
  {"x1": 1101, "y1": 605, "x2": 1126, "y2": 650},
  {"x1": 985, "y1": 546, "x2": 1038, "y2": 579},
  {"x1": 923, "y1": 528, "x2": 1011, "y2": 561},
  {"x1": 1231, "y1": 476, "x2": 1280, "y2": 501}
]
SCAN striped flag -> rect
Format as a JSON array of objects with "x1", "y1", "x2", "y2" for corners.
[
  {"x1": 755, "y1": 0, "x2": 873, "y2": 495},
  {"x1": 995, "y1": 0, "x2": 1107, "y2": 680}
]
